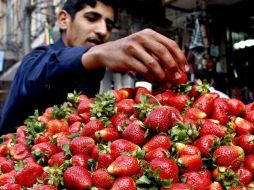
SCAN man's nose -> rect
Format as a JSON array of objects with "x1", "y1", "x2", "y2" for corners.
[{"x1": 95, "y1": 20, "x2": 108, "y2": 38}]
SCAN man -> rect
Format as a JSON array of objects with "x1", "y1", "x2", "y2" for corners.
[{"x1": 0, "y1": 0, "x2": 189, "y2": 135}]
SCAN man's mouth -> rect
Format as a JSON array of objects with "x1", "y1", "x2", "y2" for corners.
[{"x1": 86, "y1": 38, "x2": 102, "y2": 46}]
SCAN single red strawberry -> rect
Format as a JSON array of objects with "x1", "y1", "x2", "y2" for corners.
[
  {"x1": 122, "y1": 120, "x2": 148, "y2": 146},
  {"x1": 144, "y1": 105, "x2": 183, "y2": 132},
  {"x1": 165, "y1": 94, "x2": 190, "y2": 112},
  {"x1": 161, "y1": 183, "x2": 192, "y2": 190},
  {"x1": 67, "y1": 113, "x2": 83, "y2": 125},
  {"x1": 199, "y1": 119, "x2": 227, "y2": 138},
  {"x1": 0, "y1": 183, "x2": 21, "y2": 190},
  {"x1": 70, "y1": 136, "x2": 95, "y2": 155},
  {"x1": 165, "y1": 67, "x2": 188, "y2": 85},
  {"x1": 236, "y1": 167, "x2": 253, "y2": 186},
  {"x1": 81, "y1": 119, "x2": 104, "y2": 137},
  {"x1": 107, "y1": 155, "x2": 140, "y2": 176},
  {"x1": 63, "y1": 166, "x2": 92, "y2": 190},
  {"x1": 110, "y1": 176, "x2": 136, "y2": 190},
  {"x1": 71, "y1": 154, "x2": 90, "y2": 169},
  {"x1": 116, "y1": 98, "x2": 135, "y2": 115},
  {"x1": 0, "y1": 157, "x2": 15, "y2": 173},
  {"x1": 110, "y1": 139, "x2": 140, "y2": 159},
  {"x1": 213, "y1": 145, "x2": 245, "y2": 170},
  {"x1": 227, "y1": 98, "x2": 246, "y2": 116},
  {"x1": 80, "y1": 112, "x2": 91, "y2": 124},
  {"x1": 193, "y1": 92, "x2": 219, "y2": 117},
  {"x1": 0, "y1": 144, "x2": 8, "y2": 157},
  {"x1": 207, "y1": 181, "x2": 224, "y2": 190},
  {"x1": 77, "y1": 98, "x2": 92, "y2": 114},
  {"x1": 134, "y1": 87, "x2": 152, "y2": 103},
  {"x1": 92, "y1": 168, "x2": 115, "y2": 189},
  {"x1": 212, "y1": 97, "x2": 229, "y2": 125},
  {"x1": 109, "y1": 113, "x2": 131, "y2": 128},
  {"x1": 158, "y1": 90, "x2": 175, "y2": 105},
  {"x1": 175, "y1": 142, "x2": 201, "y2": 156},
  {"x1": 184, "y1": 107, "x2": 207, "y2": 120},
  {"x1": 0, "y1": 170, "x2": 17, "y2": 186},
  {"x1": 48, "y1": 152, "x2": 66, "y2": 167},
  {"x1": 244, "y1": 154, "x2": 254, "y2": 175},
  {"x1": 145, "y1": 147, "x2": 169, "y2": 162},
  {"x1": 9, "y1": 143, "x2": 31, "y2": 161},
  {"x1": 182, "y1": 171, "x2": 212, "y2": 190},
  {"x1": 244, "y1": 110, "x2": 254, "y2": 123},
  {"x1": 177, "y1": 154, "x2": 203, "y2": 173},
  {"x1": 194, "y1": 134, "x2": 220, "y2": 157},
  {"x1": 96, "y1": 152, "x2": 115, "y2": 170},
  {"x1": 234, "y1": 134, "x2": 254, "y2": 155},
  {"x1": 142, "y1": 134, "x2": 171, "y2": 153},
  {"x1": 234, "y1": 117, "x2": 254, "y2": 135},
  {"x1": 68, "y1": 121, "x2": 82, "y2": 133},
  {"x1": 55, "y1": 132, "x2": 71, "y2": 148},
  {"x1": 94, "y1": 127, "x2": 119, "y2": 142},
  {"x1": 16, "y1": 163, "x2": 44, "y2": 187},
  {"x1": 188, "y1": 79, "x2": 210, "y2": 100},
  {"x1": 16, "y1": 125, "x2": 28, "y2": 144},
  {"x1": 150, "y1": 157, "x2": 179, "y2": 183}
]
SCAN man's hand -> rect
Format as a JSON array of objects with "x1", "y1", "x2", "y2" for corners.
[{"x1": 82, "y1": 28, "x2": 189, "y2": 86}]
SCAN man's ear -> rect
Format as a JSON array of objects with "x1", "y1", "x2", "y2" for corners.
[{"x1": 57, "y1": 10, "x2": 70, "y2": 30}]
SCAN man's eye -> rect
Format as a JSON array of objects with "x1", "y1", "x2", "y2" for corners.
[{"x1": 85, "y1": 15, "x2": 97, "y2": 22}]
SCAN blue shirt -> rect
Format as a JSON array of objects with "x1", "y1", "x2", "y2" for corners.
[{"x1": 0, "y1": 38, "x2": 105, "y2": 135}]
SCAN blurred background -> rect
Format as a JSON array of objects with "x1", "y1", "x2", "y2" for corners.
[{"x1": 0, "y1": 0, "x2": 254, "y2": 111}]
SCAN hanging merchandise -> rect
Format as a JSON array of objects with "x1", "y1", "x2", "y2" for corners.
[{"x1": 189, "y1": 18, "x2": 205, "y2": 59}]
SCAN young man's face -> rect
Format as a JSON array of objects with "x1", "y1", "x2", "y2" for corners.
[{"x1": 58, "y1": 1, "x2": 115, "y2": 47}]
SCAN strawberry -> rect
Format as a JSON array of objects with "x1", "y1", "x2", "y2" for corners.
[
  {"x1": 134, "y1": 87, "x2": 152, "y2": 103},
  {"x1": 48, "y1": 152, "x2": 66, "y2": 167},
  {"x1": 110, "y1": 176, "x2": 136, "y2": 190},
  {"x1": 71, "y1": 154, "x2": 90, "y2": 169},
  {"x1": 199, "y1": 119, "x2": 227, "y2": 138},
  {"x1": 0, "y1": 170, "x2": 17, "y2": 186},
  {"x1": 184, "y1": 107, "x2": 207, "y2": 120},
  {"x1": 32, "y1": 142, "x2": 60, "y2": 163},
  {"x1": 182, "y1": 171, "x2": 212, "y2": 190},
  {"x1": 107, "y1": 155, "x2": 140, "y2": 176},
  {"x1": 234, "y1": 134, "x2": 254, "y2": 155},
  {"x1": 81, "y1": 119, "x2": 104, "y2": 137},
  {"x1": 92, "y1": 168, "x2": 115, "y2": 189},
  {"x1": 212, "y1": 97, "x2": 229, "y2": 125},
  {"x1": 194, "y1": 134, "x2": 220, "y2": 157},
  {"x1": 9, "y1": 143, "x2": 31, "y2": 161},
  {"x1": 55, "y1": 132, "x2": 71, "y2": 148},
  {"x1": 70, "y1": 136, "x2": 95, "y2": 155},
  {"x1": 16, "y1": 125, "x2": 28, "y2": 144},
  {"x1": 0, "y1": 144, "x2": 8, "y2": 157},
  {"x1": 177, "y1": 154, "x2": 203, "y2": 173},
  {"x1": 80, "y1": 112, "x2": 91, "y2": 123},
  {"x1": 144, "y1": 105, "x2": 183, "y2": 132},
  {"x1": 165, "y1": 94, "x2": 190, "y2": 112},
  {"x1": 67, "y1": 113, "x2": 83, "y2": 125},
  {"x1": 46, "y1": 119, "x2": 69, "y2": 134},
  {"x1": 94, "y1": 127, "x2": 119, "y2": 142},
  {"x1": 234, "y1": 117, "x2": 254, "y2": 135},
  {"x1": 0, "y1": 183, "x2": 21, "y2": 190},
  {"x1": 227, "y1": 98, "x2": 246, "y2": 116},
  {"x1": 244, "y1": 110, "x2": 254, "y2": 123},
  {"x1": 213, "y1": 145, "x2": 245, "y2": 170},
  {"x1": 96, "y1": 152, "x2": 115, "y2": 170},
  {"x1": 142, "y1": 134, "x2": 171, "y2": 153},
  {"x1": 145, "y1": 147, "x2": 169, "y2": 162},
  {"x1": 16, "y1": 163, "x2": 44, "y2": 187},
  {"x1": 116, "y1": 98, "x2": 135, "y2": 115},
  {"x1": 77, "y1": 98, "x2": 92, "y2": 114},
  {"x1": 32, "y1": 185, "x2": 58, "y2": 190},
  {"x1": 161, "y1": 183, "x2": 192, "y2": 190},
  {"x1": 68, "y1": 121, "x2": 82, "y2": 133},
  {"x1": 175, "y1": 142, "x2": 201, "y2": 156},
  {"x1": 207, "y1": 181, "x2": 223, "y2": 190},
  {"x1": 63, "y1": 166, "x2": 92, "y2": 190},
  {"x1": 111, "y1": 89, "x2": 130, "y2": 102},
  {"x1": 236, "y1": 167, "x2": 253, "y2": 186},
  {"x1": 150, "y1": 157, "x2": 179, "y2": 182},
  {"x1": 244, "y1": 154, "x2": 254, "y2": 175},
  {"x1": 193, "y1": 92, "x2": 219, "y2": 117},
  {"x1": 0, "y1": 157, "x2": 15, "y2": 173},
  {"x1": 188, "y1": 79, "x2": 210, "y2": 100},
  {"x1": 110, "y1": 139, "x2": 140, "y2": 159},
  {"x1": 122, "y1": 120, "x2": 148, "y2": 145},
  {"x1": 109, "y1": 113, "x2": 130, "y2": 128},
  {"x1": 165, "y1": 67, "x2": 188, "y2": 85}
]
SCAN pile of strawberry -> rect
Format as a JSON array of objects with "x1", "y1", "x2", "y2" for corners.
[{"x1": 1, "y1": 80, "x2": 254, "y2": 190}]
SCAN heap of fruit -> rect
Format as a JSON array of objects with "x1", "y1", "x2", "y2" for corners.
[{"x1": 1, "y1": 80, "x2": 254, "y2": 190}]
